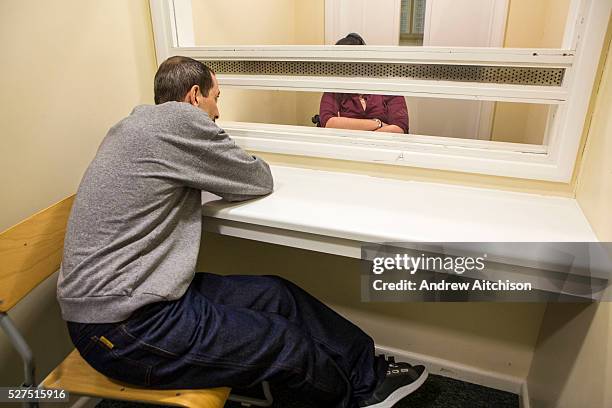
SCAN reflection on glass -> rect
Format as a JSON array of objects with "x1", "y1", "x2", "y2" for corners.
[
  {"x1": 183, "y1": 0, "x2": 570, "y2": 48},
  {"x1": 215, "y1": 89, "x2": 549, "y2": 145}
]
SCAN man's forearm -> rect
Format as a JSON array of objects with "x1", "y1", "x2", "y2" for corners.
[{"x1": 325, "y1": 117, "x2": 379, "y2": 131}]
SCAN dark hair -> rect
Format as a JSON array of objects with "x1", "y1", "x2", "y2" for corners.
[
  {"x1": 154, "y1": 56, "x2": 215, "y2": 104},
  {"x1": 335, "y1": 33, "x2": 366, "y2": 46}
]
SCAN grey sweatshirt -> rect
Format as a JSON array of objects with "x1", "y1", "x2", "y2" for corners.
[{"x1": 57, "y1": 102, "x2": 273, "y2": 323}]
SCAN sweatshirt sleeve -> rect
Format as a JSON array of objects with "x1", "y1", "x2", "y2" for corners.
[
  {"x1": 189, "y1": 129, "x2": 274, "y2": 202},
  {"x1": 152, "y1": 109, "x2": 274, "y2": 202}
]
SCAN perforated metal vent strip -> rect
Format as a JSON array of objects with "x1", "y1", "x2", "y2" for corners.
[{"x1": 205, "y1": 60, "x2": 564, "y2": 86}]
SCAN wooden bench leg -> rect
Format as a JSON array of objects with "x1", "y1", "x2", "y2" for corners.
[
  {"x1": 228, "y1": 381, "x2": 273, "y2": 407},
  {"x1": 0, "y1": 312, "x2": 41, "y2": 408}
]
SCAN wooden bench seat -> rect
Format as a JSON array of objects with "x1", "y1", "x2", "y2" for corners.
[{"x1": 41, "y1": 349, "x2": 230, "y2": 407}]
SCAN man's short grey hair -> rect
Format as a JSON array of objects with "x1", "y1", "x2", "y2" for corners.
[{"x1": 154, "y1": 56, "x2": 215, "y2": 104}]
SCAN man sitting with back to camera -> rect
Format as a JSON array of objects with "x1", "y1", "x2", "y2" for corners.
[{"x1": 57, "y1": 55, "x2": 427, "y2": 408}]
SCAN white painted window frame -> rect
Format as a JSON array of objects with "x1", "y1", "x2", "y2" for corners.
[{"x1": 149, "y1": 0, "x2": 610, "y2": 182}]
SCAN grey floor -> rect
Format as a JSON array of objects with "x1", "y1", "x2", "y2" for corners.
[{"x1": 96, "y1": 374, "x2": 519, "y2": 408}]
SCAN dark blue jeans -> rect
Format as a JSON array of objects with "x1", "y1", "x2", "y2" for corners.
[{"x1": 67, "y1": 273, "x2": 387, "y2": 408}]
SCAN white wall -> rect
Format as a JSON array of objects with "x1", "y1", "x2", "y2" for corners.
[{"x1": 527, "y1": 24, "x2": 612, "y2": 408}]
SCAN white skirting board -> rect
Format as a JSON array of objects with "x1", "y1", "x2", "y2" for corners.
[{"x1": 375, "y1": 344, "x2": 530, "y2": 408}]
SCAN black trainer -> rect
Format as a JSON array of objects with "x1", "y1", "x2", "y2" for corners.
[{"x1": 359, "y1": 356, "x2": 428, "y2": 408}]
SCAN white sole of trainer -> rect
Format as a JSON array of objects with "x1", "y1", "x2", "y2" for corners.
[{"x1": 363, "y1": 369, "x2": 429, "y2": 408}]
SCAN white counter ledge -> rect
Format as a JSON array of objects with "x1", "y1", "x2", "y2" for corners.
[{"x1": 202, "y1": 165, "x2": 597, "y2": 257}]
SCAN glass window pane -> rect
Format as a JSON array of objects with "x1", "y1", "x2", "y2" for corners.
[
  {"x1": 215, "y1": 88, "x2": 550, "y2": 145},
  {"x1": 180, "y1": 0, "x2": 571, "y2": 48}
]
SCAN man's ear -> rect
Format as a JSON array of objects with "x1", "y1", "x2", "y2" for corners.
[{"x1": 184, "y1": 85, "x2": 200, "y2": 106}]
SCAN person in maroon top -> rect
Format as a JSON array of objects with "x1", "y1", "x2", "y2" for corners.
[{"x1": 319, "y1": 33, "x2": 409, "y2": 134}]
